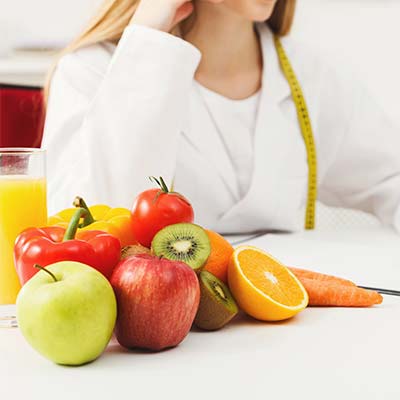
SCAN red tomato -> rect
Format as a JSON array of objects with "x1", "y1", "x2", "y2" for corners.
[{"x1": 131, "y1": 178, "x2": 194, "y2": 248}]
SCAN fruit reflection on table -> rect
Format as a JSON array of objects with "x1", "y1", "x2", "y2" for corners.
[{"x1": 14, "y1": 176, "x2": 383, "y2": 366}]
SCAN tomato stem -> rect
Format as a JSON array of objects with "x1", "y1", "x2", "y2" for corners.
[
  {"x1": 158, "y1": 177, "x2": 169, "y2": 193},
  {"x1": 149, "y1": 176, "x2": 170, "y2": 193}
]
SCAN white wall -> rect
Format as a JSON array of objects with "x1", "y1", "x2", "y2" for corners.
[
  {"x1": 1, "y1": 0, "x2": 399, "y2": 124},
  {"x1": 0, "y1": 0, "x2": 102, "y2": 48},
  {"x1": 292, "y1": 0, "x2": 400, "y2": 126}
]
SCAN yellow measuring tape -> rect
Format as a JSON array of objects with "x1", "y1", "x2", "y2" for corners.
[{"x1": 274, "y1": 36, "x2": 318, "y2": 230}]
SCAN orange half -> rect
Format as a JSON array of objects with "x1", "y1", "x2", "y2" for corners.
[{"x1": 228, "y1": 246, "x2": 308, "y2": 321}]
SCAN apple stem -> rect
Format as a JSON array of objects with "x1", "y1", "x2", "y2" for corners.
[{"x1": 34, "y1": 264, "x2": 58, "y2": 282}]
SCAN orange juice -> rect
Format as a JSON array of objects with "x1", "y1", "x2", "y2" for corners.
[{"x1": 0, "y1": 176, "x2": 47, "y2": 304}]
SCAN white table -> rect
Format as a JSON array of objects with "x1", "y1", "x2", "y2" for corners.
[{"x1": 1, "y1": 227, "x2": 399, "y2": 400}]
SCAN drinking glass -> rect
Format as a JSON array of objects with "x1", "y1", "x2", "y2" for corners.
[{"x1": 0, "y1": 148, "x2": 47, "y2": 327}]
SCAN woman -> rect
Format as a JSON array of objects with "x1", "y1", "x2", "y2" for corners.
[{"x1": 42, "y1": 0, "x2": 400, "y2": 234}]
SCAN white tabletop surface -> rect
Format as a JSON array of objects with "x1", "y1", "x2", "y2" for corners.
[{"x1": 1, "y1": 226, "x2": 399, "y2": 400}]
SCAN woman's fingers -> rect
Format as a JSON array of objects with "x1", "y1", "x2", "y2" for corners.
[
  {"x1": 172, "y1": 2, "x2": 194, "y2": 27},
  {"x1": 131, "y1": 0, "x2": 194, "y2": 32}
]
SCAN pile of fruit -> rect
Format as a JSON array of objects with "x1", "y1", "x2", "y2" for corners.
[{"x1": 14, "y1": 177, "x2": 383, "y2": 366}]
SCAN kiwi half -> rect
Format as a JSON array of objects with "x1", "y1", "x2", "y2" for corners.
[
  {"x1": 194, "y1": 271, "x2": 239, "y2": 331},
  {"x1": 151, "y1": 223, "x2": 211, "y2": 272}
]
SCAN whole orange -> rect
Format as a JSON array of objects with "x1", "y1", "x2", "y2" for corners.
[{"x1": 203, "y1": 230, "x2": 234, "y2": 284}]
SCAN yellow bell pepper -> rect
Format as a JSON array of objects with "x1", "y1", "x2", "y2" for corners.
[{"x1": 48, "y1": 197, "x2": 137, "y2": 247}]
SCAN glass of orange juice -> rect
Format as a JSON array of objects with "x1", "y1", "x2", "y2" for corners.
[{"x1": 0, "y1": 148, "x2": 47, "y2": 326}]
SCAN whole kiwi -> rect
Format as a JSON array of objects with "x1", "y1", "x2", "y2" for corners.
[{"x1": 194, "y1": 271, "x2": 239, "y2": 331}]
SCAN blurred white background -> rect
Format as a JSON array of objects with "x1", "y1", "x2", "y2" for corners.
[
  {"x1": 1, "y1": 0, "x2": 399, "y2": 229},
  {"x1": 1, "y1": 0, "x2": 399, "y2": 122}
]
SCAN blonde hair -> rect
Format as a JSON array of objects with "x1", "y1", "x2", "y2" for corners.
[{"x1": 45, "y1": 0, "x2": 296, "y2": 100}]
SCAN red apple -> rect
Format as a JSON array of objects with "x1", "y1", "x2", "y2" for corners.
[{"x1": 110, "y1": 254, "x2": 200, "y2": 351}]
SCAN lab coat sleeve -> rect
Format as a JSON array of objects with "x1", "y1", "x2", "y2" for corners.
[
  {"x1": 317, "y1": 68, "x2": 400, "y2": 232},
  {"x1": 42, "y1": 24, "x2": 201, "y2": 214}
]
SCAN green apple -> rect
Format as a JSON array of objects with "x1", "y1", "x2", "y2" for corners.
[{"x1": 16, "y1": 261, "x2": 117, "y2": 366}]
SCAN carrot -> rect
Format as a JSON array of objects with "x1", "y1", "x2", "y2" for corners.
[
  {"x1": 289, "y1": 267, "x2": 356, "y2": 287},
  {"x1": 299, "y1": 277, "x2": 383, "y2": 307}
]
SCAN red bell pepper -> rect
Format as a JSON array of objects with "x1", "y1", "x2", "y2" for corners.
[{"x1": 14, "y1": 208, "x2": 121, "y2": 284}]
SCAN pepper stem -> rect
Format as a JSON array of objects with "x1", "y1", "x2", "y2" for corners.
[
  {"x1": 73, "y1": 196, "x2": 95, "y2": 227},
  {"x1": 63, "y1": 207, "x2": 87, "y2": 241},
  {"x1": 34, "y1": 264, "x2": 58, "y2": 282}
]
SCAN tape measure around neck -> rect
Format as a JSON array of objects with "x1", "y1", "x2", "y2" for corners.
[{"x1": 273, "y1": 35, "x2": 318, "y2": 230}]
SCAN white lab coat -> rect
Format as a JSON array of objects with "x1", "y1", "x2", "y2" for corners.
[{"x1": 42, "y1": 23, "x2": 400, "y2": 234}]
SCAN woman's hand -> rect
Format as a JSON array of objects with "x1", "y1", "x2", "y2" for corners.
[{"x1": 130, "y1": 0, "x2": 194, "y2": 32}]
